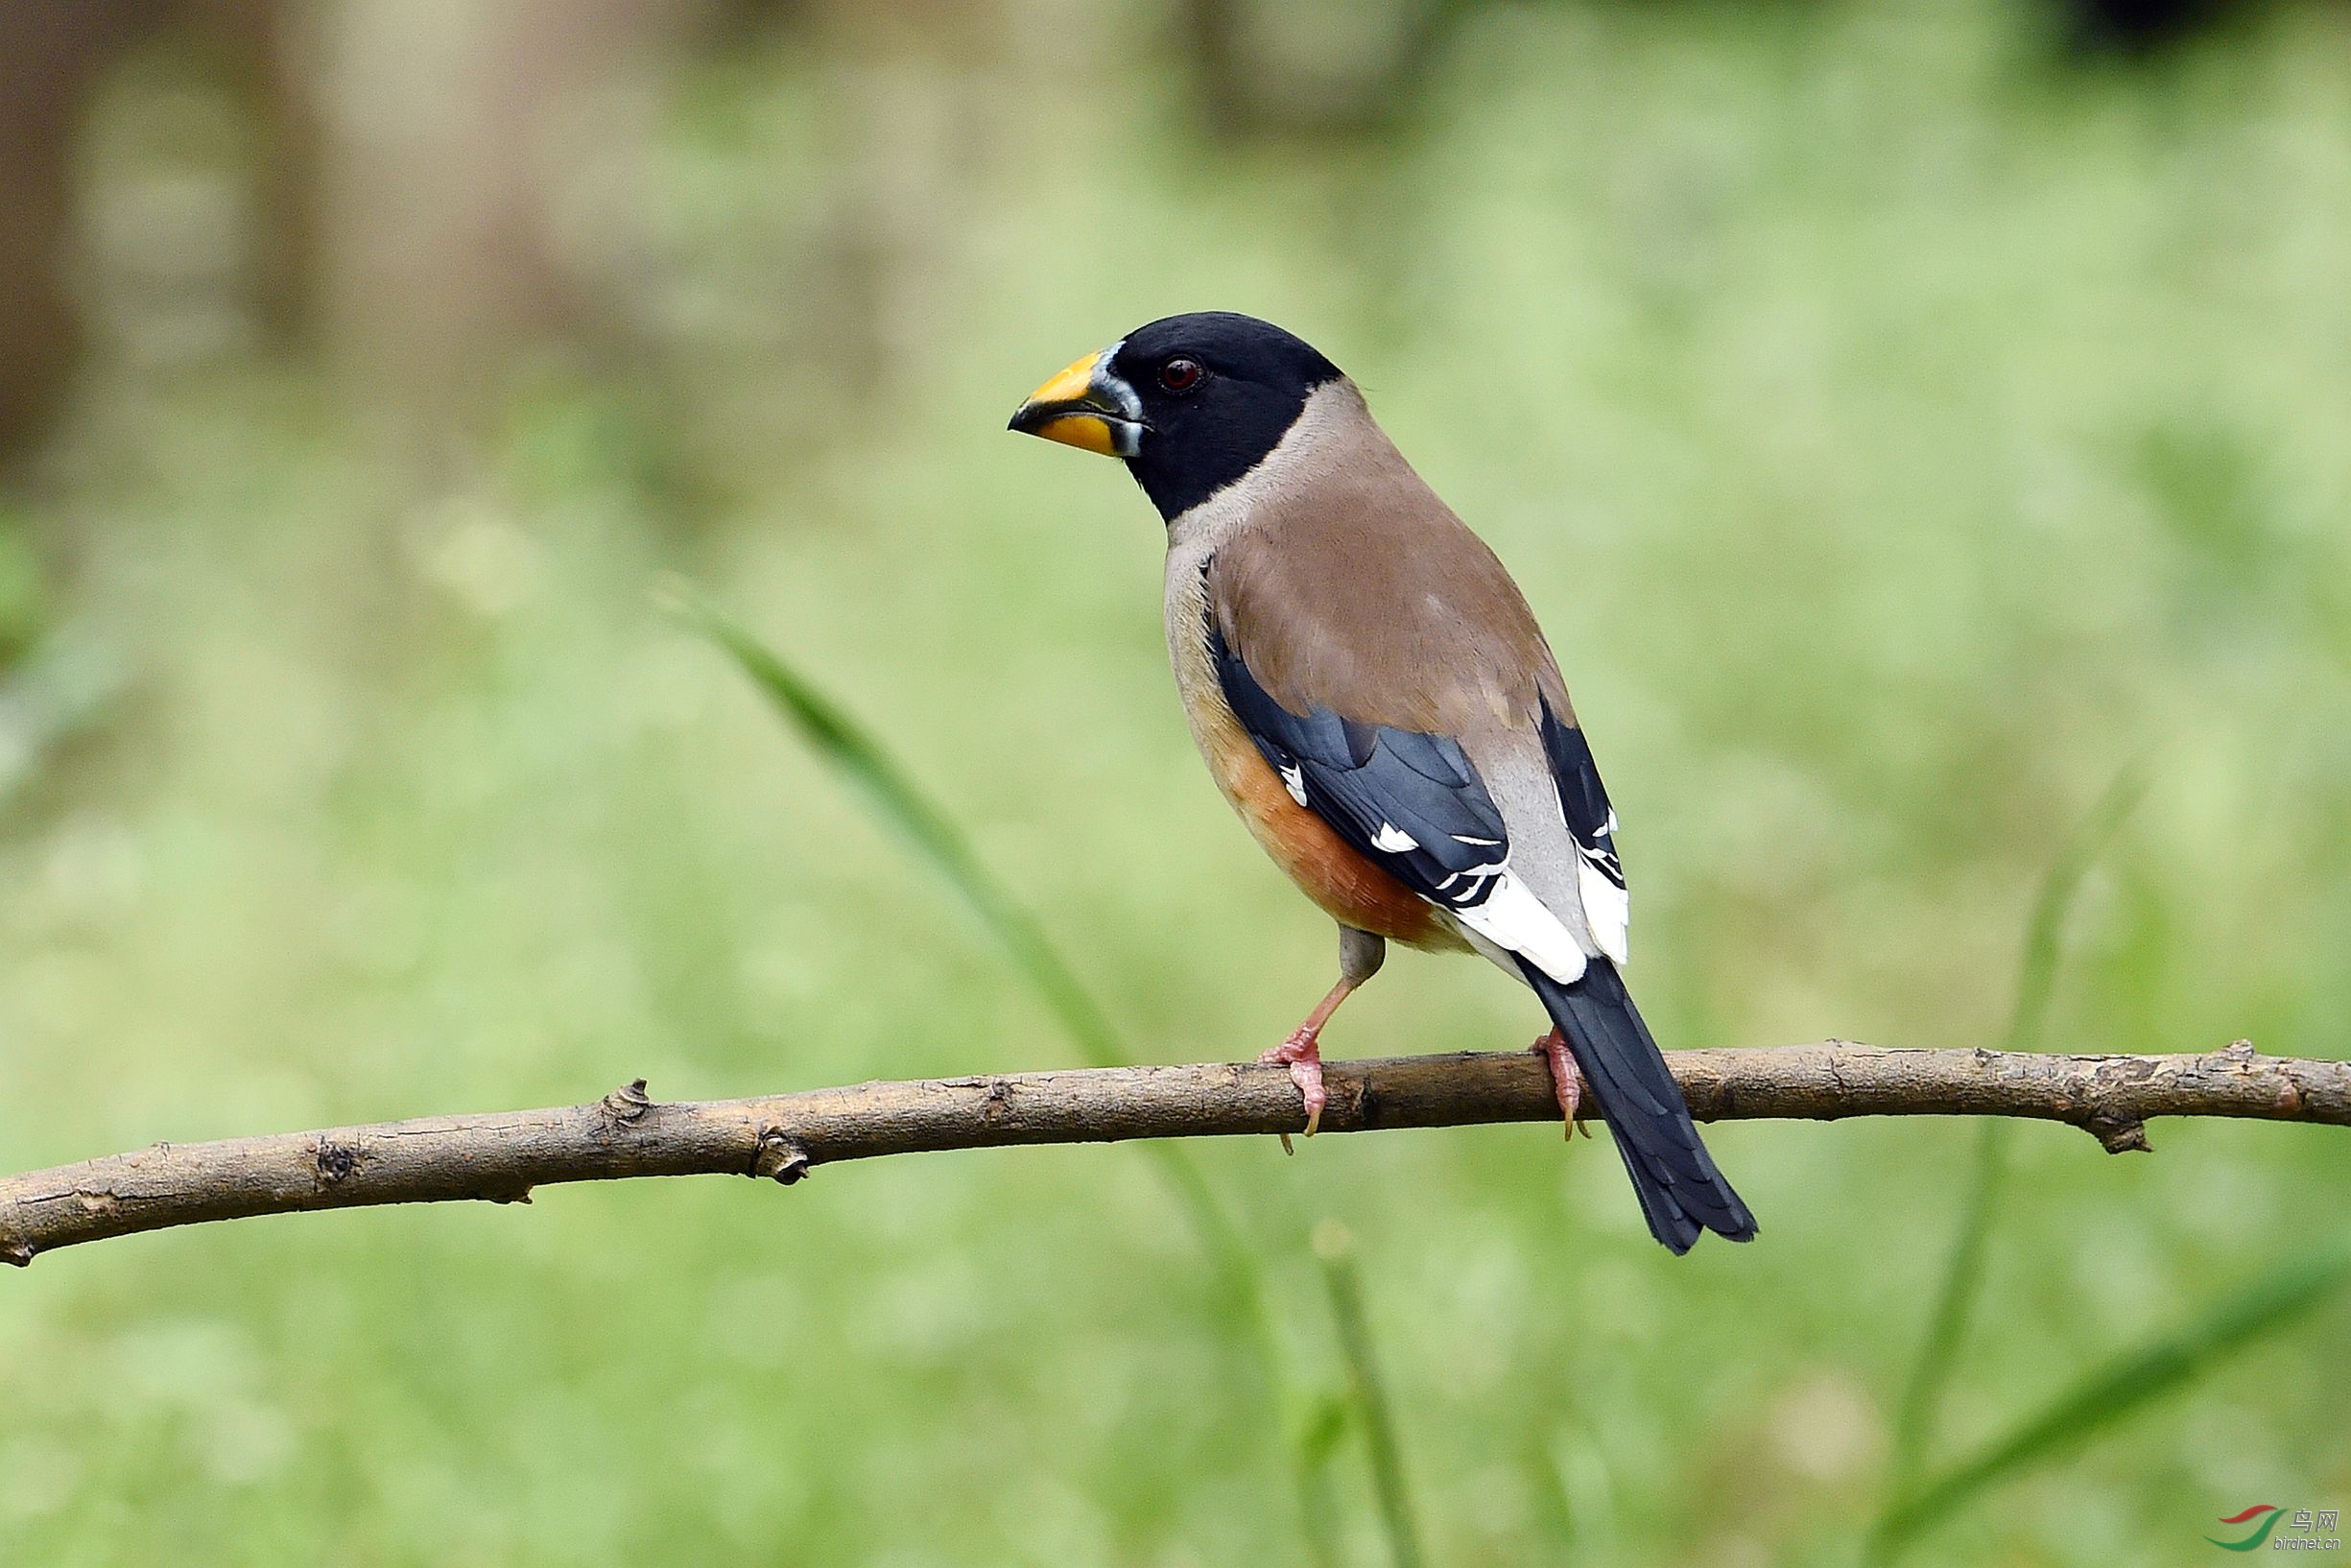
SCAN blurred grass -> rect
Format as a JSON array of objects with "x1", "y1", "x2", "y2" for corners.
[
  {"x1": 677, "y1": 589, "x2": 1143, "y2": 1070},
  {"x1": 682, "y1": 586, "x2": 1342, "y2": 1560},
  {"x1": 1317, "y1": 1221, "x2": 1425, "y2": 1568},
  {"x1": 1883, "y1": 764, "x2": 2149, "y2": 1505},
  {"x1": 3, "y1": 1, "x2": 2350, "y2": 1564},
  {"x1": 1874, "y1": 1231, "x2": 2351, "y2": 1558},
  {"x1": 677, "y1": 582, "x2": 1251, "y2": 1252}
]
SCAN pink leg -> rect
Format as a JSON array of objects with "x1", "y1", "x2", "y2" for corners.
[
  {"x1": 1261, "y1": 974, "x2": 1360, "y2": 1143},
  {"x1": 1533, "y1": 1027, "x2": 1587, "y2": 1140}
]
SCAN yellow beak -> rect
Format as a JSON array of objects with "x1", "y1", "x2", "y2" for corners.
[{"x1": 1008, "y1": 346, "x2": 1144, "y2": 458}]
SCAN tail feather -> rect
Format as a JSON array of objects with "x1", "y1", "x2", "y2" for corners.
[{"x1": 1522, "y1": 958, "x2": 1757, "y2": 1253}]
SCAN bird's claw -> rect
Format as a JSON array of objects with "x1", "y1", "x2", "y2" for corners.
[
  {"x1": 1261, "y1": 1027, "x2": 1327, "y2": 1142},
  {"x1": 1532, "y1": 1029, "x2": 1587, "y2": 1139}
]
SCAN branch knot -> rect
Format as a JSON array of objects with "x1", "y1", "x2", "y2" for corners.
[
  {"x1": 2084, "y1": 1112, "x2": 2151, "y2": 1153},
  {"x1": 315, "y1": 1138, "x2": 359, "y2": 1190},
  {"x1": 602, "y1": 1080, "x2": 653, "y2": 1127},
  {"x1": 755, "y1": 1128, "x2": 812, "y2": 1185}
]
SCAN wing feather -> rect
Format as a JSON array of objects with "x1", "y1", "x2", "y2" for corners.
[
  {"x1": 1210, "y1": 619, "x2": 1590, "y2": 982},
  {"x1": 1536, "y1": 700, "x2": 1628, "y2": 963}
]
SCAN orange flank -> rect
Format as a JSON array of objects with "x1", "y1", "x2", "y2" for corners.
[{"x1": 1203, "y1": 724, "x2": 1464, "y2": 951}]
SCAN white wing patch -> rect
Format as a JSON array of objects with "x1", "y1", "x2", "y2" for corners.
[
  {"x1": 1278, "y1": 764, "x2": 1308, "y2": 806},
  {"x1": 1577, "y1": 855, "x2": 1630, "y2": 965},
  {"x1": 1451, "y1": 864, "x2": 1589, "y2": 985},
  {"x1": 1370, "y1": 822, "x2": 1419, "y2": 852}
]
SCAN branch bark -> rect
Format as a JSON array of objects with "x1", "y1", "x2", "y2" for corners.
[{"x1": 4, "y1": 1041, "x2": 2343, "y2": 1267}]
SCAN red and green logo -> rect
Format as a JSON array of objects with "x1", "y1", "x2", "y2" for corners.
[{"x1": 2208, "y1": 1506, "x2": 2286, "y2": 1552}]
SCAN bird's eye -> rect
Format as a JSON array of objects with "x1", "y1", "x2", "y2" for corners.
[{"x1": 1158, "y1": 357, "x2": 1204, "y2": 394}]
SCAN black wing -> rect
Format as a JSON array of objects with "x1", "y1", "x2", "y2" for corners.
[
  {"x1": 1207, "y1": 622, "x2": 1508, "y2": 912},
  {"x1": 1209, "y1": 620, "x2": 1625, "y2": 913},
  {"x1": 1537, "y1": 700, "x2": 1625, "y2": 895}
]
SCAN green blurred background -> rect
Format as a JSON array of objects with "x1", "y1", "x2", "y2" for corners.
[{"x1": 2, "y1": 0, "x2": 2348, "y2": 1562}]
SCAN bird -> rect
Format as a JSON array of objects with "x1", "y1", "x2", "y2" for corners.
[{"x1": 1009, "y1": 312, "x2": 1755, "y2": 1254}]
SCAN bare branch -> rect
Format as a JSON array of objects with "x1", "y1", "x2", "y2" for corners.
[{"x1": 4, "y1": 1041, "x2": 2343, "y2": 1267}]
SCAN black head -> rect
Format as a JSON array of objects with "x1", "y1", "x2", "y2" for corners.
[{"x1": 1009, "y1": 312, "x2": 1343, "y2": 520}]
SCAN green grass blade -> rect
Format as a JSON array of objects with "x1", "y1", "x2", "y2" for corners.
[
  {"x1": 1316, "y1": 1221, "x2": 1425, "y2": 1568},
  {"x1": 682, "y1": 592, "x2": 1128, "y2": 1070},
  {"x1": 2010, "y1": 765, "x2": 2154, "y2": 1056},
  {"x1": 1870, "y1": 1232, "x2": 2351, "y2": 1558},
  {"x1": 1882, "y1": 762, "x2": 2149, "y2": 1502},
  {"x1": 1291, "y1": 1390, "x2": 1350, "y2": 1568},
  {"x1": 1883, "y1": 1118, "x2": 2013, "y2": 1498}
]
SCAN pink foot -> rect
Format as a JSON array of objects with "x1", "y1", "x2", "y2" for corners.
[
  {"x1": 1533, "y1": 1027, "x2": 1586, "y2": 1139},
  {"x1": 1260, "y1": 1027, "x2": 1328, "y2": 1144}
]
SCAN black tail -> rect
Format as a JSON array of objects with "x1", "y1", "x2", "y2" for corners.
[{"x1": 1522, "y1": 958, "x2": 1757, "y2": 1254}]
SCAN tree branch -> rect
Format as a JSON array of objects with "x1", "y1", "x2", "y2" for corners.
[{"x1": 3, "y1": 1041, "x2": 2342, "y2": 1267}]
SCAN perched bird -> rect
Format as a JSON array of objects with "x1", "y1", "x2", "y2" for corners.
[{"x1": 1009, "y1": 312, "x2": 1755, "y2": 1253}]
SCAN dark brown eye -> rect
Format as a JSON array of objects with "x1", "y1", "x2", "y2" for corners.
[{"x1": 1158, "y1": 357, "x2": 1203, "y2": 393}]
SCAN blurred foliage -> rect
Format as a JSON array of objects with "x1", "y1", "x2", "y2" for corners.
[
  {"x1": 3, "y1": 1, "x2": 2350, "y2": 1565},
  {"x1": 1317, "y1": 1220, "x2": 1427, "y2": 1568},
  {"x1": 0, "y1": 516, "x2": 42, "y2": 668},
  {"x1": 1876, "y1": 1230, "x2": 2351, "y2": 1559},
  {"x1": 1886, "y1": 763, "x2": 2147, "y2": 1504},
  {"x1": 689, "y1": 590, "x2": 1350, "y2": 1557}
]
